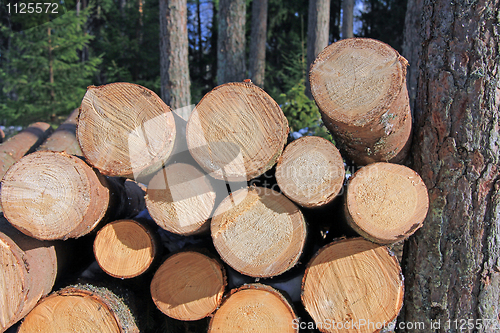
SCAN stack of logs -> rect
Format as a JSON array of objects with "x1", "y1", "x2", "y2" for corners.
[{"x1": 0, "y1": 38, "x2": 428, "y2": 333}]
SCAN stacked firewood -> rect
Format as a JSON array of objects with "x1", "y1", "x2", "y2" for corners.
[{"x1": 0, "y1": 38, "x2": 428, "y2": 333}]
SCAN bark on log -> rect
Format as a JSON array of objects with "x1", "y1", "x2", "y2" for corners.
[
  {"x1": 0, "y1": 217, "x2": 57, "y2": 333},
  {"x1": 0, "y1": 122, "x2": 52, "y2": 181},
  {"x1": 39, "y1": 108, "x2": 82, "y2": 155},
  {"x1": 0, "y1": 151, "x2": 145, "y2": 240},
  {"x1": 93, "y1": 219, "x2": 158, "y2": 279},
  {"x1": 276, "y1": 136, "x2": 345, "y2": 208},
  {"x1": 77, "y1": 82, "x2": 176, "y2": 179},
  {"x1": 208, "y1": 283, "x2": 298, "y2": 332},
  {"x1": 146, "y1": 163, "x2": 217, "y2": 235},
  {"x1": 310, "y1": 38, "x2": 411, "y2": 165},
  {"x1": 150, "y1": 251, "x2": 226, "y2": 321},
  {"x1": 211, "y1": 186, "x2": 306, "y2": 278},
  {"x1": 301, "y1": 238, "x2": 403, "y2": 333},
  {"x1": 18, "y1": 284, "x2": 139, "y2": 333},
  {"x1": 186, "y1": 82, "x2": 289, "y2": 181},
  {"x1": 344, "y1": 162, "x2": 428, "y2": 244}
]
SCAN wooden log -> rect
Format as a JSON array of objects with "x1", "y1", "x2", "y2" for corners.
[
  {"x1": 93, "y1": 219, "x2": 158, "y2": 279},
  {"x1": 276, "y1": 136, "x2": 345, "y2": 208},
  {"x1": 38, "y1": 108, "x2": 82, "y2": 155},
  {"x1": 344, "y1": 162, "x2": 428, "y2": 244},
  {"x1": 186, "y1": 82, "x2": 289, "y2": 182},
  {"x1": 0, "y1": 128, "x2": 4, "y2": 144},
  {"x1": 208, "y1": 284, "x2": 298, "y2": 332},
  {"x1": 310, "y1": 38, "x2": 411, "y2": 165},
  {"x1": 211, "y1": 186, "x2": 306, "y2": 278},
  {"x1": 0, "y1": 122, "x2": 52, "y2": 181},
  {"x1": 0, "y1": 217, "x2": 57, "y2": 333},
  {"x1": 301, "y1": 238, "x2": 403, "y2": 333},
  {"x1": 0, "y1": 151, "x2": 145, "y2": 240},
  {"x1": 77, "y1": 82, "x2": 176, "y2": 179},
  {"x1": 146, "y1": 163, "x2": 217, "y2": 235},
  {"x1": 150, "y1": 251, "x2": 226, "y2": 321},
  {"x1": 17, "y1": 284, "x2": 139, "y2": 333}
]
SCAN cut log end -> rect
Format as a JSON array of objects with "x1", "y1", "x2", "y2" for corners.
[
  {"x1": 310, "y1": 38, "x2": 406, "y2": 124},
  {"x1": 77, "y1": 82, "x2": 176, "y2": 178},
  {"x1": 208, "y1": 284, "x2": 298, "y2": 332},
  {"x1": 345, "y1": 162, "x2": 429, "y2": 244},
  {"x1": 186, "y1": 82, "x2": 289, "y2": 181},
  {"x1": 94, "y1": 220, "x2": 156, "y2": 279},
  {"x1": 18, "y1": 285, "x2": 139, "y2": 333},
  {"x1": 211, "y1": 186, "x2": 306, "y2": 278},
  {"x1": 276, "y1": 136, "x2": 345, "y2": 208},
  {"x1": 310, "y1": 38, "x2": 411, "y2": 165},
  {"x1": 1, "y1": 151, "x2": 109, "y2": 240},
  {"x1": 150, "y1": 251, "x2": 226, "y2": 321},
  {"x1": 146, "y1": 163, "x2": 216, "y2": 235},
  {"x1": 302, "y1": 238, "x2": 404, "y2": 333}
]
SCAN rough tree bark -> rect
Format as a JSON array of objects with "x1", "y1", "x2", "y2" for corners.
[
  {"x1": 305, "y1": 0, "x2": 330, "y2": 98},
  {"x1": 160, "y1": 0, "x2": 191, "y2": 110},
  {"x1": 249, "y1": 0, "x2": 268, "y2": 88},
  {"x1": 341, "y1": 0, "x2": 354, "y2": 39},
  {"x1": 217, "y1": 0, "x2": 246, "y2": 85},
  {"x1": 402, "y1": 1, "x2": 500, "y2": 331}
]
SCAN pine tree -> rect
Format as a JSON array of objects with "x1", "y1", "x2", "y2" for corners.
[{"x1": 0, "y1": 7, "x2": 100, "y2": 125}]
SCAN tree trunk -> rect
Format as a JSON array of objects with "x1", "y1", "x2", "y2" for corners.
[
  {"x1": 401, "y1": 0, "x2": 423, "y2": 115},
  {"x1": 216, "y1": 0, "x2": 246, "y2": 85},
  {"x1": 38, "y1": 108, "x2": 81, "y2": 155},
  {"x1": 341, "y1": 0, "x2": 354, "y2": 39},
  {"x1": 305, "y1": 0, "x2": 330, "y2": 98},
  {"x1": 248, "y1": 0, "x2": 268, "y2": 88},
  {"x1": 402, "y1": 0, "x2": 500, "y2": 331},
  {"x1": 159, "y1": 0, "x2": 191, "y2": 110}
]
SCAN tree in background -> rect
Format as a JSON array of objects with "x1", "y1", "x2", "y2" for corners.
[
  {"x1": 305, "y1": 0, "x2": 330, "y2": 98},
  {"x1": 217, "y1": 0, "x2": 246, "y2": 85},
  {"x1": 248, "y1": 0, "x2": 268, "y2": 88},
  {"x1": 0, "y1": 5, "x2": 100, "y2": 125},
  {"x1": 402, "y1": 0, "x2": 500, "y2": 328},
  {"x1": 160, "y1": 0, "x2": 191, "y2": 108},
  {"x1": 341, "y1": 0, "x2": 354, "y2": 39}
]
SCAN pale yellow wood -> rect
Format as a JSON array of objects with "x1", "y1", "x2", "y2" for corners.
[
  {"x1": 302, "y1": 238, "x2": 404, "y2": 333},
  {"x1": 186, "y1": 82, "x2": 288, "y2": 181},
  {"x1": 208, "y1": 284, "x2": 298, "y2": 332},
  {"x1": 345, "y1": 162, "x2": 429, "y2": 244},
  {"x1": 276, "y1": 136, "x2": 345, "y2": 208},
  {"x1": 211, "y1": 186, "x2": 306, "y2": 277}
]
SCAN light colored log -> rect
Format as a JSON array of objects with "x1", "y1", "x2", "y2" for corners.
[
  {"x1": 39, "y1": 108, "x2": 82, "y2": 155},
  {"x1": 310, "y1": 38, "x2": 411, "y2": 165},
  {"x1": 345, "y1": 162, "x2": 428, "y2": 244},
  {"x1": 150, "y1": 251, "x2": 226, "y2": 321},
  {"x1": 276, "y1": 136, "x2": 345, "y2": 208},
  {"x1": 302, "y1": 238, "x2": 404, "y2": 333},
  {"x1": 211, "y1": 186, "x2": 306, "y2": 278},
  {"x1": 77, "y1": 82, "x2": 176, "y2": 179},
  {"x1": 186, "y1": 82, "x2": 288, "y2": 181}
]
